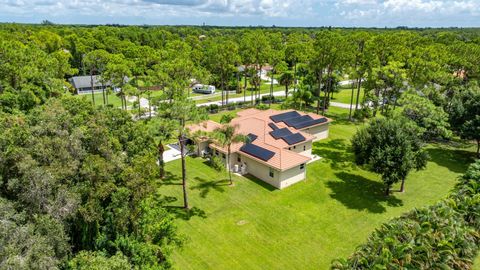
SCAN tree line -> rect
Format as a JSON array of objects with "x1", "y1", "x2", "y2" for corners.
[{"x1": 1, "y1": 24, "x2": 480, "y2": 268}]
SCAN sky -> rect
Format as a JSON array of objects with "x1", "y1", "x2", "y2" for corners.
[{"x1": 0, "y1": 0, "x2": 479, "y2": 27}]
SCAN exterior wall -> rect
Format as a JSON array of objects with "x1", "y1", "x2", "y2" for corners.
[
  {"x1": 278, "y1": 164, "x2": 307, "y2": 189},
  {"x1": 196, "y1": 141, "x2": 210, "y2": 156},
  {"x1": 239, "y1": 154, "x2": 282, "y2": 189},
  {"x1": 302, "y1": 124, "x2": 329, "y2": 141},
  {"x1": 287, "y1": 141, "x2": 312, "y2": 158},
  {"x1": 235, "y1": 153, "x2": 307, "y2": 189},
  {"x1": 77, "y1": 87, "x2": 108, "y2": 95}
]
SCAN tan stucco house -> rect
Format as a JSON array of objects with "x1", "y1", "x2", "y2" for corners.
[{"x1": 187, "y1": 109, "x2": 331, "y2": 189}]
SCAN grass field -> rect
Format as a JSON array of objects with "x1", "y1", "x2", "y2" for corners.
[
  {"x1": 159, "y1": 107, "x2": 477, "y2": 269},
  {"x1": 74, "y1": 92, "x2": 129, "y2": 108},
  {"x1": 331, "y1": 88, "x2": 365, "y2": 104}
]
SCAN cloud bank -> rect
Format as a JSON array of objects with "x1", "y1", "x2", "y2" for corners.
[{"x1": 0, "y1": 0, "x2": 478, "y2": 27}]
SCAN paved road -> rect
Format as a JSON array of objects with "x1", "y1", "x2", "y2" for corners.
[{"x1": 197, "y1": 90, "x2": 286, "y2": 107}]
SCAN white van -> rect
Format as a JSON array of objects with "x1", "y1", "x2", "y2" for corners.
[{"x1": 192, "y1": 84, "x2": 216, "y2": 94}]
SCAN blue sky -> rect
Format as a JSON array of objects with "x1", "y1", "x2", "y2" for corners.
[{"x1": 1, "y1": 0, "x2": 479, "y2": 27}]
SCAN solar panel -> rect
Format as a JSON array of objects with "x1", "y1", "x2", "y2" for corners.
[
  {"x1": 247, "y1": 133, "x2": 258, "y2": 142},
  {"x1": 292, "y1": 117, "x2": 328, "y2": 129},
  {"x1": 282, "y1": 133, "x2": 306, "y2": 145},
  {"x1": 270, "y1": 128, "x2": 293, "y2": 139},
  {"x1": 240, "y1": 143, "x2": 275, "y2": 161},
  {"x1": 270, "y1": 111, "x2": 301, "y2": 123},
  {"x1": 268, "y1": 123, "x2": 279, "y2": 130},
  {"x1": 283, "y1": 115, "x2": 313, "y2": 127}
]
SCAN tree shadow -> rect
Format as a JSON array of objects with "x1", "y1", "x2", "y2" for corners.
[
  {"x1": 190, "y1": 177, "x2": 229, "y2": 198},
  {"x1": 426, "y1": 147, "x2": 475, "y2": 174},
  {"x1": 243, "y1": 174, "x2": 277, "y2": 191},
  {"x1": 160, "y1": 171, "x2": 182, "y2": 186},
  {"x1": 312, "y1": 139, "x2": 357, "y2": 171},
  {"x1": 164, "y1": 205, "x2": 207, "y2": 220},
  {"x1": 326, "y1": 172, "x2": 403, "y2": 213}
]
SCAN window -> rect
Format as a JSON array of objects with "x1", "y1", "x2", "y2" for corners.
[
  {"x1": 269, "y1": 168, "x2": 274, "y2": 178},
  {"x1": 237, "y1": 156, "x2": 241, "y2": 162},
  {"x1": 303, "y1": 145, "x2": 306, "y2": 151},
  {"x1": 288, "y1": 147, "x2": 291, "y2": 150},
  {"x1": 300, "y1": 163, "x2": 305, "y2": 170},
  {"x1": 222, "y1": 153, "x2": 226, "y2": 159},
  {"x1": 293, "y1": 146, "x2": 296, "y2": 149}
]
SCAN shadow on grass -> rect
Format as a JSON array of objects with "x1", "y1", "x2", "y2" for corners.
[
  {"x1": 164, "y1": 205, "x2": 207, "y2": 220},
  {"x1": 426, "y1": 147, "x2": 475, "y2": 174},
  {"x1": 160, "y1": 171, "x2": 182, "y2": 186},
  {"x1": 243, "y1": 174, "x2": 277, "y2": 191},
  {"x1": 313, "y1": 139, "x2": 357, "y2": 171},
  {"x1": 191, "y1": 177, "x2": 230, "y2": 198},
  {"x1": 326, "y1": 172, "x2": 403, "y2": 213}
]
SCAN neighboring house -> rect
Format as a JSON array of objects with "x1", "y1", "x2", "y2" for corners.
[
  {"x1": 192, "y1": 84, "x2": 216, "y2": 94},
  {"x1": 69, "y1": 75, "x2": 127, "y2": 95},
  {"x1": 187, "y1": 108, "x2": 331, "y2": 189}
]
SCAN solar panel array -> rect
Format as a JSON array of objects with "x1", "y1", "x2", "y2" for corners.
[
  {"x1": 247, "y1": 133, "x2": 258, "y2": 142},
  {"x1": 240, "y1": 143, "x2": 275, "y2": 161},
  {"x1": 282, "y1": 133, "x2": 306, "y2": 145},
  {"x1": 270, "y1": 111, "x2": 328, "y2": 130},
  {"x1": 270, "y1": 128, "x2": 292, "y2": 139},
  {"x1": 268, "y1": 123, "x2": 279, "y2": 130},
  {"x1": 283, "y1": 115, "x2": 313, "y2": 127},
  {"x1": 270, "y1": 111, "x2": 301, "y2": 123},
  {"x1": 292, "y1": 117, "x2": 328, "y2": 129}
]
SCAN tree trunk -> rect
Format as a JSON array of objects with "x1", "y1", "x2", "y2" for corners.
[
  {"x1": 158, "y1": 141, "x2": 165, "y2": 178},
  {"x1": 315, "y1": 70, "x2": 324, "y2": 114},
  {"x1": 400, "y1": 178, "x2": 406, "y2": 193},
  {"x1": 101, "y1": 82, "x2": 106, "y2": 106},
  {"x1": 270, "y1": 71, "x2": 274, "y2": 107},
  {"x1": 137, "y1": 94, "x2": 141, "y2": 118},
  {"x1": 355, "y1": 77, "x2": 362, "y2": 111},
  {"x1": 294, "y1": 62, "x2": 297, "y2": 91},
  {"x1": 90, "y1": 70, "x2": 95, "y2": 106},
  {"x1": 348, "y1": 80, "x2": 356, "y2": 120},
  {"x1": 227, "y1": 145, "x2": 232, "y2": 185},
  {"x1": 225, "y1": 78, "x2": 229, "y2": 105},
  {"x1": 179, "y1": 135, "x2": 189, "y2": 209},
  {"x1": 385, "y1": 186, "x2": 390, "y2": 196},
  {"x1": 285, "y1": 84, "x2": 289, "y2": 99}
]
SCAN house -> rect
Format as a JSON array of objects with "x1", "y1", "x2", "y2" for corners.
[
  {"x1": 69, "y1": 75, "x2": 128, "y2": 95},
  {"x1": 187, "y1": 109, "x2": 332, "y2": 189}
]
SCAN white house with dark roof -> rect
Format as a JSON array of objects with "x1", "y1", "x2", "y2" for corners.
[
  {"x1": 187, "y1": 109, "x2": 331, "y2": 189},
  {"x1": 69, "y1": 75, "x2": 128, "y2": 95}
]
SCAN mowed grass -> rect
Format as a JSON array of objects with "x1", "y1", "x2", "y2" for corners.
[
  {"x1": 74, "y1": 92, "x2": 127, "y2": 108},
  {"x1": 159, "y1": 107, "x2": 477, "y2": 270},
  {"x1": 332, "y1": 87, "x2": 365, "y2": 104}
]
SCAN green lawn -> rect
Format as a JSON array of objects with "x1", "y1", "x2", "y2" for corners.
[
  {"x1": 74, "y1": 92, "x2": 128, "y2": 108},
  {"x1": 159, "y1": 107, "x2": 477, "y2": 270},
  {"x1": 331, "y1": 88, "x2": 365, "y2": 104}
]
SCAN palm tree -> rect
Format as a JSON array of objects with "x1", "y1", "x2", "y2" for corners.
[
  {"x1": 211, "y1": 124, "x2": 246, "y2": 186},
  {"x1": 149, "y1": 118, "x2": 176, "y2": 179},
  {"x1": 279, "y1": 72, "x2": 294, "y2": 99}
]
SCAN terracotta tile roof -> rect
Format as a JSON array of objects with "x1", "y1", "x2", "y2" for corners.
[
  {"x1": 188, "y1": 109, "x2": 330, "y2": 171},
  {"x1": 187, "y1": 120, "x2": 222, "y2": 133}
]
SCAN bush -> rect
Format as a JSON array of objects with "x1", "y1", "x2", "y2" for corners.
[
  {"x1": 208, "y1": 104, "x2": 219, "y2": 113},
  {"x1": 255, "y1": 104, "x2": 269, "y2": 110},
  {"x1": 208, "y1": 155, "x2": 225, "y2": 172}
]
